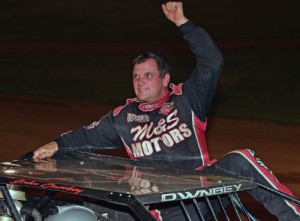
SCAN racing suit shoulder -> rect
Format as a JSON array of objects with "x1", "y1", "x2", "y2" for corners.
[{"x1": 113, "y1": 97, "x2": 139, "y2": 116}]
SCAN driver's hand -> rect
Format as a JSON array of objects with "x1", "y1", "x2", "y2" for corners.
[
  {"x1": 33, "y1": 141, "x2": 58, "y2": 160},
  {"x1": 162, "y1": 2, "x2": 188, "y2": 26}
]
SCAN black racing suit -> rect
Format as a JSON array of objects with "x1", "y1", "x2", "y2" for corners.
[{"x1": 54, "y1": 21, "x2": 300, "y2": 220}]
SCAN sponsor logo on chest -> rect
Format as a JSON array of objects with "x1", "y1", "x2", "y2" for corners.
[
  {"x1": 130, "y1": 109, "x2": 192, "y2": 158},
  {"x1": 159, "y1": 102, "x2": 174, "y2": 115},
  {"x1": 127, "y1": 113, "x2": 150, "y2": 123}
]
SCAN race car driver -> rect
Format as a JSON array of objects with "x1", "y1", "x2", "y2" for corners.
[{"x1": 33, "y1": 2, "x2": 300, "y2": 220}]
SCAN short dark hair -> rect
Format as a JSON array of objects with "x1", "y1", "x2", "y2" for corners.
[{"x1": 133, "y1": 52, "x2": 172, "y2": 78}]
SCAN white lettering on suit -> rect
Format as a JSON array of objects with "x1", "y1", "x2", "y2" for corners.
[{"x1": 130, "y1": 110, "x2": 192, "y2": 158}]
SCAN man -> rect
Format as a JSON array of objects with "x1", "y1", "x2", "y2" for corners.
[{"x1": 33, "y1": 2, "x2": 300, "y2": 220}]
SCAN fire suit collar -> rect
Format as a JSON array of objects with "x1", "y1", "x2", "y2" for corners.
[{"x1": 138, "y1": 92, "x2": 171, "y2": 112}]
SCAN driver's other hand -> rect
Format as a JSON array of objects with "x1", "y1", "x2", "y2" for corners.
[{"x1": 33, "y1": 141, "x2": 58, "y2": 160}]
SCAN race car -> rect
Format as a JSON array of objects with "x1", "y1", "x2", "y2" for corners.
[{"x1": 0, "y1": 151, "x2": 298, "y2": 221}]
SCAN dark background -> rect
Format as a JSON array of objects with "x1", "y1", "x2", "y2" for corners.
[
  {"x1": 0, "y1": 2, "x2": 299, "y2": 218},
  {"x1": 0, "y1": 0, "x2": 300, "y2": 124}
]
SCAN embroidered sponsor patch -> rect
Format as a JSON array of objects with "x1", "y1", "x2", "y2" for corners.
[
  {"x1": 159, "y1": 102, "x2": 174, "y2": 115},
  {"x1": 139, "y1": 103, "x2": 159, "y2": 112},
  {"x1": 127, "y1": 113, "x2": 150, "y2": 123}
]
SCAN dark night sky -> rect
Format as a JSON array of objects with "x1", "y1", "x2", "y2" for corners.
[
  {"x1": 0, "y1": 0, "x2": 299, "y2": 42},
  {"x1": 0, "y1": 0, "x2": 299, "y2": 123}
]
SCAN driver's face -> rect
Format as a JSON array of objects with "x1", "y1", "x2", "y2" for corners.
[{"x1": 133, "y1": 59, "x2": 170, "y2": 102}]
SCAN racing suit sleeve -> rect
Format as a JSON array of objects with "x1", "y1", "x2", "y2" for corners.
[
  {"x1": 180, "y1": 21, "x2": 223, "y2": 122},
  {"x1": 54, "y1": 111, "x2": 123, "y2": 153}
]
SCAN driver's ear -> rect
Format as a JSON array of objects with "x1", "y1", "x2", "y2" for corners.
[{"x1": 163, "y1": 73, "x2": 171, "y2": 87}]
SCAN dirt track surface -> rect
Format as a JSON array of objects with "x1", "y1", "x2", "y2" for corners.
[{"x1": 0, "y1": 96, "x2": 299, "y2": 220}]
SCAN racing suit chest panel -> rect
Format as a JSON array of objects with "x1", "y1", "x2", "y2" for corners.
[{"x1": 113, "y1": 92, "x2": 208, "y2": 170}]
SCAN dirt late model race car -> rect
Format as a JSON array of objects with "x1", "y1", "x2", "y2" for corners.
[{"x1": 0, "y1": 152, "x2": 299, "y2": 221}]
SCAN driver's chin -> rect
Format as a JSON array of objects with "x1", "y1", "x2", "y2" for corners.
[
  {"x1": 137, "y1": 92, "x2": 164, "y2": 103},
  {"x1": 136, "y1": 92, "x2": 149, "y2": 102},
  {"x1": 138, "y1": 96, "x2": 149, "y2": 103},
  {"x1": 137, "y1": 94, "x2": 154, "y2": 103}
]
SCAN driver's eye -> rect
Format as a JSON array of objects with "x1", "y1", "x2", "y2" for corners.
[{"x1": 145, "y1": 73, "x2": 152, "y2": 78}]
